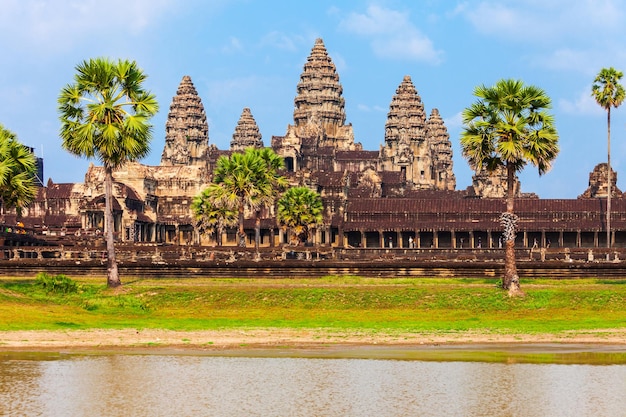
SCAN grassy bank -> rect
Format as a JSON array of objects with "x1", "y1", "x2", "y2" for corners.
[{"x1": 1, "y1": 274, "x2": 626, "y2": 336}]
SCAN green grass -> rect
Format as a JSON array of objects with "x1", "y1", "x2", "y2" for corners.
[{"x1": 1, "y1": 275, "x2": 625, "y2": 335}]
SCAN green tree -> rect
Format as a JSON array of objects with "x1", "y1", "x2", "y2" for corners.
[
  {"x1": 58, "y1": 58, "x2": 158, "y2": 288},
  {"x1": 212, "y1": 148, "x2": 286, "y2": 248},
  {"x1": 461, "y1": 79, "x2": 559, "y2": 295},
  {"x1": 277, "y1": 186, "x2": 324, "y2": 245},
  {"x1": 254, "y1": 148, "x2": 288, "y2": 250},
  {"x1": 191, "y1": 183, "x2": 238, "y2": 245},
  {"x1": 0, "y1": 124, "x2": 38, "y2": 217},
  {"x1": 592, "y1": 67, "x2": 625, "y2": 252}
]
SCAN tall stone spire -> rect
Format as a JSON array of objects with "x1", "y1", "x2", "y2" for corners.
[
  {"x1": 230, "y1": 107, "x2": 263, "y2": 152},
  {"x1": 294, "y1": 38, "x2": 345, "y2": 128},
  {"x1": 427, "y1": 108, "x2": 456, "y2": 191},
  {"x1": 384, "y1": 75, "x2": 427, "y2": 146},
  {"x1": 161, "y1": 75, "x2": 209, "y2": 166},
  {"x1": 290, "y1": 38, "x2": 354, "y2": 149},
  {"x1": 380, "y1": 75, "x2": 431, "y2": 188}
]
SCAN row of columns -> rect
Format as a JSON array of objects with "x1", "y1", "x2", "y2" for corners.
[{"x1": 343, "y1": 229, "x2": 618, "y2": 249}]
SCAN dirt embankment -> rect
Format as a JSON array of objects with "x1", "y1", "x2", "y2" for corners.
[{"x1": 2, "y1": 328, "x2": 626, "y2": 352}]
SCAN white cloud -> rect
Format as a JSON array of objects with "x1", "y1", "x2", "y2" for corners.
[
  {"x1": 455, "y1": 1, "x2": 626, "y2": 74},
  {"x1": 331, "y1": 53, "x2": 348, "y2": 73},
  {"x1": 539, "y1": 49, "x2": 596, "y2": 74},
  {"x1": 203, "y1": 76, "x2": 262, "y2": 108},
  {"x1": 0, "y1": 0, "x2": 176, "y2": 53},
  {"x1": 260, "y1": 31, "x2": 300, "y2": 52},
  {"x1": 444, "y1": 111, "x2": 464, "y2": 130},
  {"x1": 457, "y1": 0, "x2": 625, "y2": 42},
  {"x1": 222, "y1": 37, "x2": 244, "y2": 53},
  {"x1": 339, "y1": 5, "x2": 443, "y2": 64},
  {"x1": 558, "y1": 88, "x2": 604, "y2": 115}
]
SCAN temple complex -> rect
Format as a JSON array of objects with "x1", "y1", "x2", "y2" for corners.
[{"x1": 8, "y1": 38, "x2": 626, "y2": 251}]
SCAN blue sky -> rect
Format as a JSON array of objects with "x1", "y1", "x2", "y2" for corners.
[{"x1": 2, "y1": 0, "x2": 626, "y2": 199}]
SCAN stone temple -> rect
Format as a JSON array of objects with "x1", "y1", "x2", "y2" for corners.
[{"x1": 12, "y1": 38, "x2": 626, "y2": 250}]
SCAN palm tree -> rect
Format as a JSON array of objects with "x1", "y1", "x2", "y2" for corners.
[
  {"x1": 58, "y1": 58, "x2": 158, "y2": 288},
  {"x1": 461, "y1": 79, "x2": 559, "y2": 295},
  {"x1": 277, "y1": 186, "x2": 324, "y2": 245},
  {"x1": 255, "y1": 148, "x2": 288, "y2": 250},
  {"x1": 0, "y1": 124, "x2": 38, "y2": 217},
  {"x1": 592, "y1": 67, "x2": 625, "y2": 252},
  {"x1": 212, "y1": 148, "x2": 286, "y2": 248},
  {"x1": 191, "y1": 184, "x2": 238, "y2": 245}
]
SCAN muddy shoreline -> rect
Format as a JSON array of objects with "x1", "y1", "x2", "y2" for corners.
[{"x1": 2, "y1": 328, "x2": 626, "y2": 356}]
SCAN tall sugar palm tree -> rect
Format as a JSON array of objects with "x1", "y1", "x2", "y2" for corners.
[
  {"x1": 0, "y1": 124, "x2": 38, "y2": 217},
  {"x1": 192, "y1": 183, "x2": 238, "y2": 245},
  {"x1": 58, "y1": 58, "x2": 158, "y2": 288},
  {"x1": 461, "y1": 79, "x2": 559, "y2": 296},
  {"x1": 592, "y1": 67, "x2": 625, "y2": 252},
  {"x1": 255, "y1": 148, "x2": 288, "y2": 250},
  {"x1": 277, "y1": 186, "x2": 323, "y2": 245}
]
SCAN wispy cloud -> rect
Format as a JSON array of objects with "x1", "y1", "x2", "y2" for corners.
[
  {"x1": 356, "y1": 104, "x2": 387, "y2": 112},
  {"x1": 444, "y1": 112, "x2": 464, "y2": 130},
  {"x1": 0, "y1": 0, "x2": 177, "y2": 53},
  {"x1": 222, "y1": 37, "x2": 244, "y2": 54},
  {"x1": 456, "y1": 1, "x2": 624, "y2": 41},
  {"x1": 259, "y1": 31, "x2": 302, "y2": 52},
  {"x1": 339, "y1": 5, "x2": 443, "y2": 64},
  {"x1": 203, "y1": 76, "x2": 263, "y2": 108},
  {"x1": 559, "y1": 88, "x2": 604, "y2": 115},
  {"x1": 455, "y1": 1, "x2": 626, "y2": 74}
]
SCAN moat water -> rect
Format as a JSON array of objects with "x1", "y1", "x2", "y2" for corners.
[{"x1": 2, "y1": 351, "x2": 626, "y2": 417}]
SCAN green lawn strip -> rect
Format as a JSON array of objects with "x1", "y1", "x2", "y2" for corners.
[{"x1": 0, "y1": 276, "x2": 625, "y2": 334}]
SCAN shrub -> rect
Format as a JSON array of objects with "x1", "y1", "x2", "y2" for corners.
[{"x1": 35, "y1": 273, "x2": 79, "y2": 294}]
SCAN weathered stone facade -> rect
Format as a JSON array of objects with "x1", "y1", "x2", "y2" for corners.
[
  {"x1": 231, "y1": 108, "x2": 263, "y2": 151},
  {"x1": 579, "y1": 163, "x2": 621, "y2": 198},
  {"x1": 379, "y1": 76, "x2": 455, "y2": 190},
  {"x1": 161, "y1": 75, "x2": 209, "y2": 166},
  {"x1": 469, "y1": 166, "x2": 520, "y2": 199}
]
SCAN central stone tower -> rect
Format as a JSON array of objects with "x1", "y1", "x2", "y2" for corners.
[
  {"x1": 292, "y1": 38, "x2": 354, "y2": 148},
  {"x1": 273, "y1": 39, "x2": 359, "y2": 173}
]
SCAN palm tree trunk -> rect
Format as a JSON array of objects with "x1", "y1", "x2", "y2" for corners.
[
  {"x1": 104, "y1": 166, "x2": 121, "y2": 288},
  {"x1": 217, "y1": 225, "x2": 223, "y2": 246},
  {"x1": 503, "y1": 163, "x2": 521, "y2": 295},
  {"x1": 254, "y1": 212, "x2": 260, "y2": 252},
  {"x1": 238, "y1": 203, "x2": 246, "y2": 247},
  {"x1": 607, "y1": 107, "x2": 612, "y2": 255}
]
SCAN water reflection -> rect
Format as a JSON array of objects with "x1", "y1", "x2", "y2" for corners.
[{"x1": 1, "y1": 354, "x2": 626, "y2": 416}]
